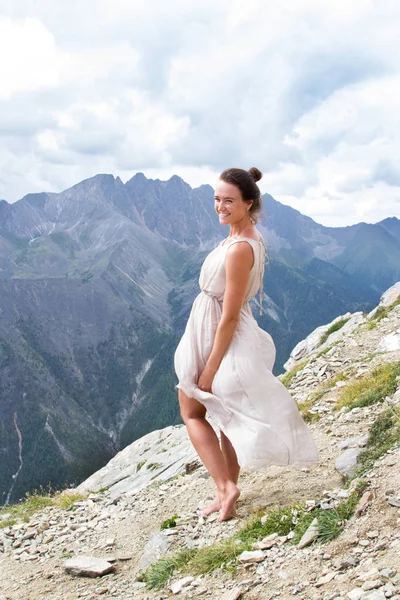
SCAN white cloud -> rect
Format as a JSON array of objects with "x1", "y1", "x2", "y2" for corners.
[{"x1": 0, "y1": 1, "x2": 399, "y2": 227}]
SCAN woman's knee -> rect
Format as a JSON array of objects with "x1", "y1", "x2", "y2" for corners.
[{"x1": 179, "y1": 390, "x2": 206, "y2": 422}]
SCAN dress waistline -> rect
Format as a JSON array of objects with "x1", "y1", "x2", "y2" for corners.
[{"x1": 201, "y1": 289, "x2": 222, "y2": 302}]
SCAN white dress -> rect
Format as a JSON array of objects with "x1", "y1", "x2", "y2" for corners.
[{"x1": 174, "y1": 233, "x2": 319, "y2": 470}]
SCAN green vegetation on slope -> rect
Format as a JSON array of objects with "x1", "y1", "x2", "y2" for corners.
[
  {"x1": 335, "y1": 362, "x2": 400, "y2": 411},
  {"x1": 143, "y1": 483, "x2": 367, "y2": 589}
]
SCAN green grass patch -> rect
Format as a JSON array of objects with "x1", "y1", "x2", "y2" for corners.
[
  {"x1": 189, "y1": 538, "x2": 245, "y2": 575},
  {"x1": 0, "y1": 489, "x2": 86, "y2": 528},
  {"x1": 161, "y1": 514, "x2": 179, "y2": 530},
  {"x1": 335, "y1": 362, "x2": 400, "y2": 411},
  {"x1": 369, "y1": 297, "x2": 400, "y2": 323},
  {"x1": 136, "y1": 461, "x2": 146, "y2": 472},
  {"x1": 319, "y1": 318, "x2": 350, "y2": 347},
  {"x1": 143, "y1": 484, "x2": 368, "y2": 589},
  {"x1": 147, "y1": 462, "x2": 162, "y2": 471},
  {"x1": 316, "y1": 341, "x2": 340, "y2": 358},
  {"x1": 297, "y1": 398, "x2": 321, "y2": 423},
  {"x1": 237, "y1": 504, "x2": 305, "y2": 544},
  {"x1": 354, "y1": 407, "x2": 400, "y2": 477},
  {"x1": 280, "y1": 359, "x2": 309, "y2": 389},
  {"x1": 144, "y1": 549, "x2": 196, "y2": 589},
  {"x1": 55, "y1": 491, "x2": 86, "y2": 510}
]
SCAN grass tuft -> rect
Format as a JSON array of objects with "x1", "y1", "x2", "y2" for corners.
[
  {"x1": 144, "y1": 549, "x2": 196, "y2": 589},
  {"x1": 54, "y1": 491, "x2": 86, "y2": 510},
  {"x1": 335, "y1": 362, "x2": 400, "y2": 411},
  {"x1": 190, "y1": 538, "x2": 244, "y2": 574},
  {"x1": 354, "y1": 406, "x2": 400, "y2": 476},
  {"x1": 280, "y1": 359, "x2": 309, "y2": 389},
  {"x1": 369, "y1": 297, "x2": 400, "y2": 323},
  {"x1": 319, "y1": 318, "x2": 350, "y2": 347},
  {"x1": 296, "y1": 398, "x2": 321, "y2": 423},
  {"x1": 315, "y1": 341, "x2": 340, "y2": 358},
  {"x1": 0, "y1": 488, "x2": 86, "y2": 528},
  {"x1": 160, "y1": 514, "x2": 179, "y2": 530}
]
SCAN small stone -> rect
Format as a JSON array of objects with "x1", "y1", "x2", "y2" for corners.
[
  {"x1": 253, "y1": 533, "x2": 278, "y2": 550},
  {"x1": 170, "y1": 576, "x2": 194, "y2": 594},
  {"x1": 367, "y1": 531, "x2": 379, "y2": 539},
  {"x1": 220, "y1": 588, "x2": 243, "y2": 600},
  {"x1": 362, "y1": 580, "x2": 384, "y2": 591},
  {"x1": 238, "y1": 550, "x2": 266, "y2": 563},
  {"x1": 383, "y1": 582, "x2": 396, "y2": 597},
  {"x1": 380, "y1": 568, "x2": 397, "y2": 578},
  {"x1": 297, "y1": 518, "x2": 319, "y2": 549},
  {"x1": 357, "y1": 569, "x2": 380, "y2": 582},
  {"x1": 339, "y1": 556, "x2": 359, "y2": 570},
  {"x1": 347, "y1": 589, "x2": 364, "y2": 600},
  {"x1": 64, "y1": 556, "x2": 115, "y2": 578},
  {"x1": 315, "y1": 572, "x2": 336, "y2": 587},
  {"x1": 361, "y1": 591, "x2": 386, "y2": 600},
  {"x1": 387, "y1": 497, "x2": 400, "y2": 508}
]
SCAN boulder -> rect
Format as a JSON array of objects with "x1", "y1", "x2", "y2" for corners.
[
  {"x1": 376, "y1": 329, "x2": 400, "y2": 353},
  {"x1": 77, "y1": 425, "x2": 197, "y2": 498}
]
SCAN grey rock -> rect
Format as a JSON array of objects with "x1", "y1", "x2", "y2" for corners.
[
  {"x1": 335, "y1": 448, "x2": 362, "y2": 478},
  {"x1": 137, "y1": 531, "x2": 170, "y2": 571},
  {"x1": 64, "y1": 556, "x2": 115, "y2": 577},
  {"x1": 347, "y1": 589, "x2": 364, "y2": 600},
  {"x1": 376, "y1": 329, "x2": 400, "y2": 353},
  {"x1": 387, "y1": 496, "x2": 400, "y2": 508},
  {"x1": 77, "y1": 425, "x2": 197, "y2": 498},
  {"x1": 220, "y1": 587, "x2": 243, "y2": 600},
  {"x1": 297, "y1": 518, "x2": 319, "y2": 549},
  {"x1": 338, "y1": 435, "x2": 369, "y2": 449},
  {"x1": 369, "y1": 283, "x2": 400, "y2": 316},
  {"x1": 238, "y1": 550, "x2": 266, "y2": 563},
  {"x1": 361, "y1": 591, "x2": 386, "y2": 600},
  {"x1": 170, "y1": 576, "x2": 195, "y2": 594}
]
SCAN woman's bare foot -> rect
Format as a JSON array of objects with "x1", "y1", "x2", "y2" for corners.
[
  {"x1": 218, "y1": 483, "x2": 240, "y2": 522},
  {"x1": 199, "y1": 496, "x2": 221, "y2": 517}
]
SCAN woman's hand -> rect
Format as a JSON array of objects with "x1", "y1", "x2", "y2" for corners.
[{"x1": 197, "y1": 366, "x2": 216, "y2": 393}]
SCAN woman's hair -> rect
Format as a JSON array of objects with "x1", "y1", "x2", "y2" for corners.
[{"x1": 219, "y1": 167, "x2": 263, "y2": 223}]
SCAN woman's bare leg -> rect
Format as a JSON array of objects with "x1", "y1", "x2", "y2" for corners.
[
  {"x1": 179, "y1": 390, "x2": 240, "y2": 521},
  {"x1": 202, "y1": 431, "x2": 241, "y2": 516},
  {"x1": 221, "y1": 431, "x2": 240, "y2": 483}
]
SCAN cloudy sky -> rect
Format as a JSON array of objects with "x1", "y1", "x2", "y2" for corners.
[{"x1": 0, "y1": 0, "x2": 399, "y2": 226}]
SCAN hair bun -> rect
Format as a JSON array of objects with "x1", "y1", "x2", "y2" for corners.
[{"x1": 248, "y1": 167, "x2": 262, "y2": 182}]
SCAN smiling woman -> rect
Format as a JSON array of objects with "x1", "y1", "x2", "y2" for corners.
[{"x1": 174, "y1": 166, "x2": 319, "y2": 522}]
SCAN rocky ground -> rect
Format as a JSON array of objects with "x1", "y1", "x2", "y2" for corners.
[{"x1": 1, "y1": 285, "x2": 400, "y2": 600}]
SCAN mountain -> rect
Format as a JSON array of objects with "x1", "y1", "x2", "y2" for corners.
[
  {"x1": 261, "y1": 195, "x2": 400, "y2": 292},
  {"x1": 0, "y1": 172, "x2": 399, "y2": 503},
  {"x1": 1, "y1": 286, "x2": 400, "y2": 599}
]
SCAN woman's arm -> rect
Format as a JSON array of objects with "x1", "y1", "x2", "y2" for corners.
[{"x1": 197, "y1": 241, "x2": 254, "y2": 392}]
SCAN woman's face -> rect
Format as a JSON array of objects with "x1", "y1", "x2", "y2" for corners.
[{"x1": 214, "y1": 179, "x2": 251, "y2": 226}]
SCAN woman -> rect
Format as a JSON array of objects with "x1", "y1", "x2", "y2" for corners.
[{"x1": 174, "y1": 167, "x2": 318, "y2": 522}]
